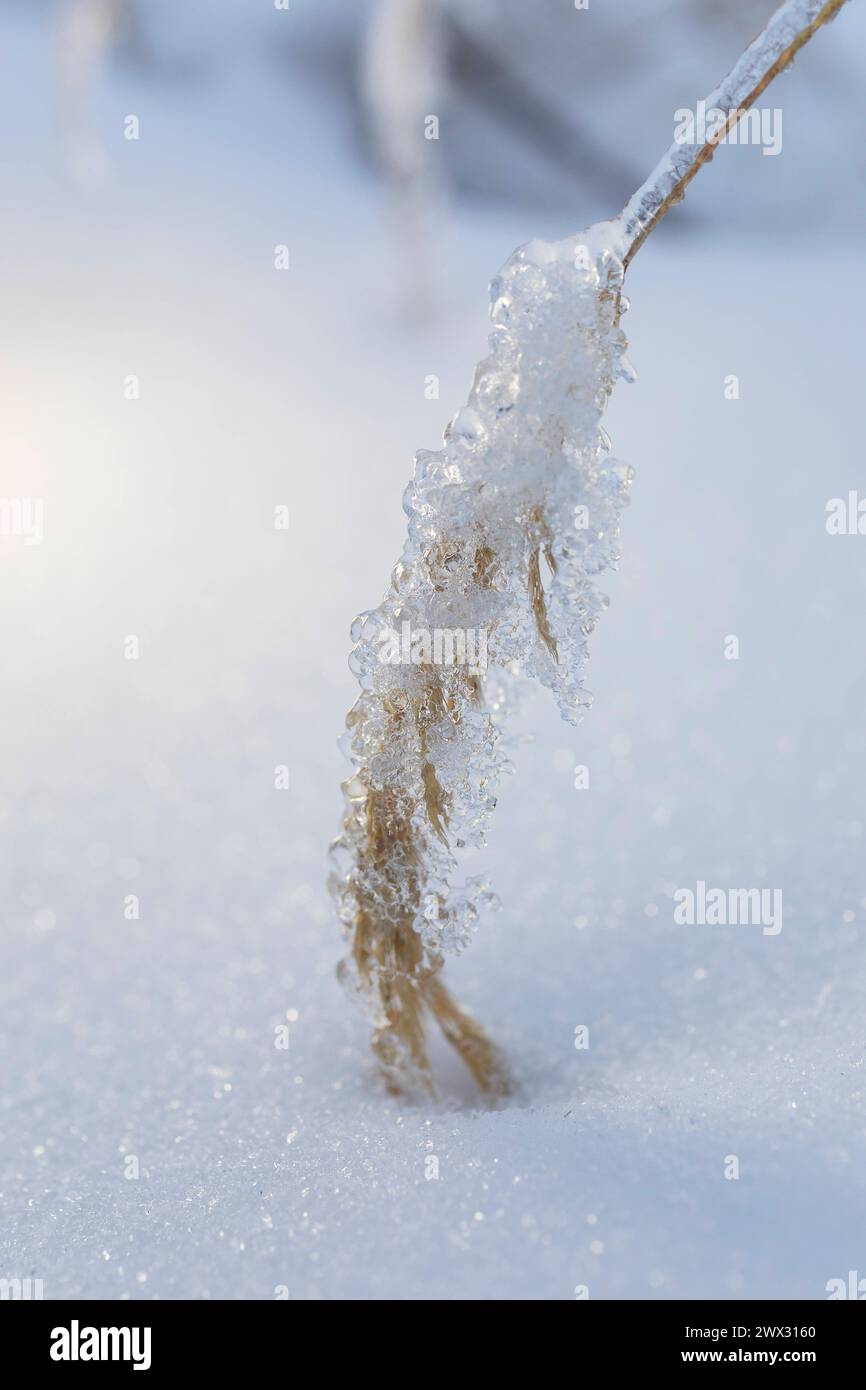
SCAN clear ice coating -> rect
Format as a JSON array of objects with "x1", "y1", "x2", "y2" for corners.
[{"x1": 329, "y1": 223, "x2": 635, "y2": 1093}]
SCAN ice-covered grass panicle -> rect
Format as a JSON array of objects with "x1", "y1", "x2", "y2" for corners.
[
  {"x1": 329, "y1": 0, "x2": 850, "y2": 1096},
  {"x1": 329, "y1": 227, "x2": 634, "y2": 1095}
]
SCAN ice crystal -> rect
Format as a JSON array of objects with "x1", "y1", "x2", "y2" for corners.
[{"x1": 330, "y1": 224, "x2": 634, "y2": 1093}]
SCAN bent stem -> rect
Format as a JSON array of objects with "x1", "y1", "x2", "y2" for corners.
[
  {"x1": 338, "y1": 0, "x2": 849, "y2": 1099},
  {"x1": 616, "y1": 0, "x2": 848, "y2": 270}
]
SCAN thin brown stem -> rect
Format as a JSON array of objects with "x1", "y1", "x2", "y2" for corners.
[{"x1": 618, "y1": 0, "x2": 848, "y2": 270}]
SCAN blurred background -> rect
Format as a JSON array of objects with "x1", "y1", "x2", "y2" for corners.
[{"x1": 2, "y1": 0, "x2": 866, "y2": 1301}]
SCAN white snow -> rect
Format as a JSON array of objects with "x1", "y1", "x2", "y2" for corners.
[{"x1": 1, "y1": 1, "x2": 865, "y2": 1301}]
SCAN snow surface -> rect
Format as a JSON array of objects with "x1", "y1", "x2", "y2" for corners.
[{"x1": 1, "y1": 1, "x2": 865, "y2": 1300}]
